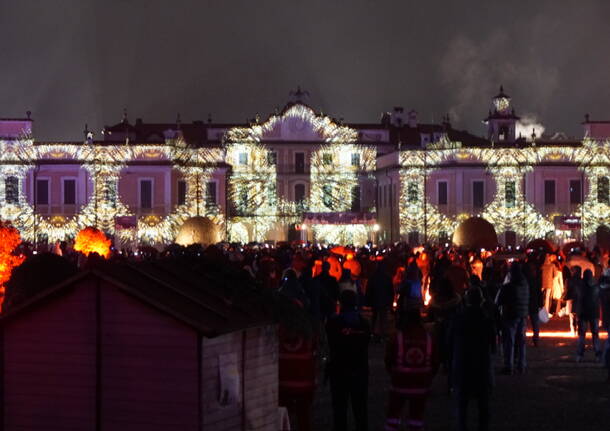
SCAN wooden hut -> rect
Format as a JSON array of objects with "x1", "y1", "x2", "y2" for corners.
[{"x1": 0, "y1": 261, "x2": 278, "y2": 431}]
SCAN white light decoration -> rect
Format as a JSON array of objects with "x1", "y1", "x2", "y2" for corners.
[
  {"x1": 397, "y1": 141, "x2": 610, "y2": 244},
  {"x1": 0, "y1": 133, "x2": 225, "y2": 245},
  {"x1": 224, "y1": 104, "x2": 376, "y2": 244}
]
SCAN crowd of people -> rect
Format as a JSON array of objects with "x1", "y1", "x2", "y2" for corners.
[
  {"x1": 242, "y1": 241, "x2": 610, "y2": 431},
  {"x1": 25, "y1": 239, "x2": 610, "y2": 430}
]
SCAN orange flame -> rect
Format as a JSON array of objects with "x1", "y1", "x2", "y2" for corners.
[
  {"x1": 74, "y1": 227, "x2": 111, "y2": 258},
  {"x1": 0, "y1": 222, "x2": 25, "y2": 311}
]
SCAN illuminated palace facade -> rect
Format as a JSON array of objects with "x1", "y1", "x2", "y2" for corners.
[{"x1": 2, "y1": 88, "x2": 610, "y2": 247}]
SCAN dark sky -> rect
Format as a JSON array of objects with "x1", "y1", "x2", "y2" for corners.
[{"x1": 2, "y1": 0, "x2": 609, "y2": 140}]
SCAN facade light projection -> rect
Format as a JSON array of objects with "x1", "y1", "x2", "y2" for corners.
[
  {"x1": 2, "y1": 96, "x2": 610, "y2": 247},
  {"x1": 0, "y1": 135, "x2": 224, "y2": 245},
  {"x1": 399, "y1": 139, "x2": 610, "y2": 244}
]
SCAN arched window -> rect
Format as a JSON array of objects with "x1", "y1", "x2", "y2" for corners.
[
  {"x1": 5, "y1": 176, "x2": 19, "y2": 204},
  {"x1": 598, "y1": 176, "x2": 609, "y2": 204},
  {"x1": 294, "y1": 184, "x2": 306, "y2": 206}
]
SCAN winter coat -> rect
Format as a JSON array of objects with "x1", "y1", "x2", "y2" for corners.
[
  {"x1": 449, "y1": 306, "x2": 496, "y2": 394},
  {"x1": 575, "y1": 279, "x2": 600, "y2": 320},
  {"x1": 600, "y1": 279, "x2": 610, "y2": 329},
  {"x1": 367, "y1": 269, "x2": 394, "y2": 309},
  {"x1": 497, "y1": 277, "x2": 529, "y2": 320}
]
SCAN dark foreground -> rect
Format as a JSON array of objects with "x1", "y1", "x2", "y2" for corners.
[{"x1": 313, "y1": 317, "x2": 609, "y2": 431}]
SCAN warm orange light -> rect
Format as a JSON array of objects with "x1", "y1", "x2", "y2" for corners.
[
  {"x1": 526, "y1": 331, "x2": 608, "y2": 338},
  {"x1": 0, "y1": 222, "x2": 25, "y2": 311},
  {"x1": 74, "y1": 227, "x2": 111, "y2": 259}
]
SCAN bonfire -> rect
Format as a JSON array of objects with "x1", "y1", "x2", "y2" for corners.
[
  {"x1": 74, "y1": 227, "x2": 111, "y2": 258},
  {"x1": 0, "y1": 222, "x2": 25, "y2": 311}
]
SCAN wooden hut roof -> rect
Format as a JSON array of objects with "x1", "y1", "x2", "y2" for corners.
[{"x1": 1, "y1": 260, "x2": 274, "y2": 338}]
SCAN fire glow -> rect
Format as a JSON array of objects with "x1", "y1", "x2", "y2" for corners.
[
  {"x1": 74, "y1": 227, "x2": 111, "y2": 258},
  {"x1": 527, "y1": 331, "x2": 608, "y2": 338},
  {"x1": 0, "y1": 222, "x2": 24, "y2": 311}
]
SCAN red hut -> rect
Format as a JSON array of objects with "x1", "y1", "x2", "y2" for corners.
[{"x1": 0, "y1": 261, "x2": 279, "y2": 431}]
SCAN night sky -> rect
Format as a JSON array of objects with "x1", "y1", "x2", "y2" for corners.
[{"x1": 1, "y1": 0, "x2": 609, "y2": 140}]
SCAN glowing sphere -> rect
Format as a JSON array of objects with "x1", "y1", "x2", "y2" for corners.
[{"x1": 175, "y1": 216, "x2": 220, "y2": 246}]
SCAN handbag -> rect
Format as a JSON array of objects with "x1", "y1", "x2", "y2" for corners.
[{"x1": 538, "y1": 307, "x2": 550, "y2": 324}]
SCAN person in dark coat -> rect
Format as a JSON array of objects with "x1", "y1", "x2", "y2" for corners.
[
  {"x1": 575, "y1": 269, "x2": 602, "y2": 362},
  {"x1": 367, "y1": 262, "x2": 394, "y2": 342},
  {"x1": 279, "y1": 269, "x2": 310, "y2": 311},
  {"x1": 326, "y1": 290, "x2": 371, "y2": 431},
  {"x1": 315, "y1": 261, "x2": 340, "y2": 319},
  {"x1": 599, "y1": 274, "x2": 610, "y2": 381},
  {"x1": 450, "y1": 286, "x2": 496, "y2": 431},
  {"x1": 523, "y1": 257, "x2": 543, "y2": 346},
  {"x1": 496, "y1": 262, "x2": 529, "y2": 374},
  {"x1": 427, "y1": 278, "x2": 462, "y2": 391}
]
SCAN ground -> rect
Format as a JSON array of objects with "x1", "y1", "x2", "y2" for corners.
[{"x1": 312, "y1": 316, "x2": 609, "y2": 431}]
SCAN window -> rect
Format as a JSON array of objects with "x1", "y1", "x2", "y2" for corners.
[
  {"x1": 438, "y1": 181, "x2": 448, "y2": 205},
  {"x1": 36, "y1": 179, "x2": 49, "y2": 205},
  {"x1": 472, "y1": 181, "x2": 484, "y2": 208},
  {"x1": 505, "y1": 181, "x2": 515, "y2": 208},
  {"x1": 140, "y1": 179, "x2": 152, "y2": 209},
  {"x1": 322, "y1": 184, "x2": 333, "y2": 209},
  {"x1": 177, "y1": 180, "x2": 187, "y2": 205},
  {"x1": 294, "y1": 184, "x2": 306, "y2": 205},
  {"x1": 351, "y1": 153, "x2": 360, "y2": 167},
  {"x1": 498, "y1": 125, "x2": 509, "y2": 141},
  {"x1": 5, "y1": 176, "x2": 18, "y2": 204},
  {"x1": 322, "y1": 153, "x2": 333, "y2": 165},
  {"x1": 407, "y1": 183, "x2": 418, "y2": 203},
  {"x1": 267, "y1": 183, "x2": 277, "y2": 206},
  {"x1": 239, "y1": 189, "x2": 248, "y2": 212},
  {"x1": 105, "y1": 180, "x2": 117, "y2": 208},
  {"x1": 295, "y1": 152, "x2": 305, "y2": 174},
  {"x1": 63, "y1": 179, "x2": 76, "y2": 205},
  {"x1": 206, "y1": 181, "x2": 216, "y2": 206},
  {"x1": 267, "y1": 151, "x2": 277, "y2": 165},
  {"x1": 598, "y1": 176, "x2": 609, "y2": 204},
  {"x1": 544, "y1": 180, "x2": 555, "y2": 205},
  {"x1": 351, "y1": 185, "x2": 361, "y2": 212},
  {"x1": 569, "y1": 179, "x2": 582, "y2": 205},
  {"x1": 238, "y1": 152, "x2": 248, "y2": 165}
]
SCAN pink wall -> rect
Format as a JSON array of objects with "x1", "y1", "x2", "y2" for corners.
[
  {"x1": 99, "y1": 281, "x2": 199, "y2": 431},
  {"x1": 3, "y1": 280, "x2": 97, "y2": 430}
]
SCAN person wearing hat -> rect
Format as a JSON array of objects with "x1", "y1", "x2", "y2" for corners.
[
  {"x1": 384, "y1": 297, "x2": 439, "y2": 431},
  {"x1": 325, "y1": 289, "x2": 371, "y2": 431}
]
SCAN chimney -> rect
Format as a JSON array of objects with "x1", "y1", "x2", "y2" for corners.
[
  {"x1": 407, "y1": 110, "x2": 418, "y2": 128},
  {"x1": 391, "y1": 107, "x2": 405, "y2": 127}
]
